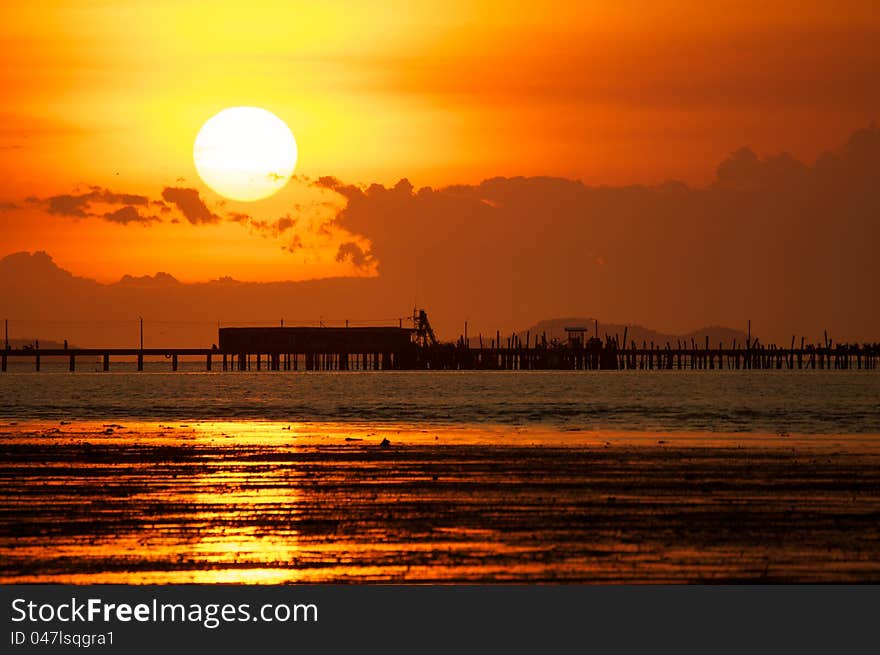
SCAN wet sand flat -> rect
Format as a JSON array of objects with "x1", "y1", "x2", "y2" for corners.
[{"x1": 1, "y1": 422, "x2": 879, "y2": 583}]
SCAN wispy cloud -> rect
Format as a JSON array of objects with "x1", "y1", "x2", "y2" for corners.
[
  {"x1": 28, "y1": 187, "x2": 152, "y2": 222},
  {"x1": 335, "y1": 241, "x2": 374, "y2": 271},
  {"x1": 160, "y1": 187, "x2": 221, "y2": 224},
  {"x1": 103, "y1": 205, "x2": 160, "y2": 225}
]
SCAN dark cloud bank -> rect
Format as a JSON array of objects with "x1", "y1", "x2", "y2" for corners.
[
  {"x1": 315, "y1": 125, "x2": 880, "y2": 342},
  {"x1": 2, "y1": 125, "x2": 879, "y2": 345}
]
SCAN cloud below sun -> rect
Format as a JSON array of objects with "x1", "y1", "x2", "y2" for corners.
[{"x1": 22, "y1": 175, "x2": 376, "y2": 275}]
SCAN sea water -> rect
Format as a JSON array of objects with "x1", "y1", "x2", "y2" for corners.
[{"x1": 1, "y1": 368, "x2": 878, "y2": 435}]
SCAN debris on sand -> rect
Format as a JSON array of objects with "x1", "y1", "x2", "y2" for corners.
[
  {"x1": 345, "y1": 437, "x2": 363, "y2": 442},
  {"x1": 380, "y1": 438, "x2": 391, "y2": 448}
]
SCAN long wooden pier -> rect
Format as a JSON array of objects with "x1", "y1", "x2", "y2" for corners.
[
  {"x1": 420, "y1": 343, "x2": 880, "y2": 371},
  {"x1": 2, "y1": 342, "x2": 878, "y2": 372}
]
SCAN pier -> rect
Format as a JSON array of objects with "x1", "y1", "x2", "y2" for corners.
[
  {"x1": 2, "y1": 312, "x2": 878, "y2": 372},
  {"x1": 2, "y1": 341, "x2": 879, "y2": 372},
  {"x1": 0, "y1": 348, "x2": 213, "y2": 372}
]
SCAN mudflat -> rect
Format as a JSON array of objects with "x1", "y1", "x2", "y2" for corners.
[{"x1": 1, "y1": 422, "x2": 878, "y2": 583}]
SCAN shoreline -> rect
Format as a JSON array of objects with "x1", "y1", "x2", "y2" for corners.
[{"x1": 3, "y1": 418, "x2": 880, "y2": 449}]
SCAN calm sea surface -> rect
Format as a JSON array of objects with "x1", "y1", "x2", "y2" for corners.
[{"x1": 2, "y1": 367, "x2": 879, "y2": 434}]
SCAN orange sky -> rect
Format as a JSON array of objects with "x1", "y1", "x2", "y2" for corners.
[{"x1": 1, "y1": 0, "x2": 879, "y2": 283}]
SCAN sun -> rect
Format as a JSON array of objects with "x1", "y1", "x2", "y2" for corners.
[{"x1": 193, "y1": 107, "x2": 298, "y2": 202}]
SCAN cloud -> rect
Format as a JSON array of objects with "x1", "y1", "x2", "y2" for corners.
[
  {"x1": 23, "y1": 182, "x2": 318, "y2": 246},
  {"x1": 275, "y1": 216, "x2": 296, "y2": 233},
  {"x1": 31, "y1": 187, "x2": 151, "y2": 219},
  {"x1": 103, "y1": 205, "x2": 160, "y2": 225},
  {"x1": 317, "y1": 124, "x2": 880, "y2": 342},
  {"x1": 9, "y1": 125, "x2": 880, "y2": 342},
  {"x1": 282, "y1": 235, "x2": 303, "y2": 253},
  {"x1": 335, "y1": 241, "x2": 374, "y2": 270},
  {"x1": 315, "y1": 175, "x2": 342, "y2": 190},
  {"x1": 91, "y1": 188, "x2": 150, "y2": 206},
  {"x1": 227, "y1": 212, "x2": 251, "y2": 224},
  {"x1": 227, "y1": 212, "x2": 298, "y2": 238},
  {"x1": 42, "y1": 193, "x2": 92, "y2": 217},
  {"x1": 0, "y1": 201, "x2": 19, "y2": 211},
  {"x1": 161, "y1": 187, "x2": 221, "y2": 224}
]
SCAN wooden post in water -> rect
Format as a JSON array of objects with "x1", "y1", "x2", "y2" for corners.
[
  {"x1": 0, "y1": 318, "x2": 6, "y2": 371},
  {"x1": 206, "y1": 353, "x2": 212, "y2": 371},
  {"x1": 136, "y1": 316, "x2": 144, "y2": 372},
  {"x1": 746, "y1": 320, "x2": 751, "y2": 370},
  {"x1": 69, "y1": 354, "x2": 75, "y2": 372},
  {"x1": 172, "y1": 353, "x2": 178, "y2": 371},
  {"x1": 103, "y1": 353, "x2": 110, "y2": 371}
]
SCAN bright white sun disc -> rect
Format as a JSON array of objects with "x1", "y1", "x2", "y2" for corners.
[{"x1": 193, "y1": 107, "x2": 297, "y2": 202}]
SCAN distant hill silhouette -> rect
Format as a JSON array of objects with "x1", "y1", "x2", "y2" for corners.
[{"x1": 516, "y1": 318, "x2": 750, "y2": 348}]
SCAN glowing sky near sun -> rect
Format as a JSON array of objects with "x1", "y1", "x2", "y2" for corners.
[{"x1": 1, "y1": 0, "x2": 879, "y2": 283}]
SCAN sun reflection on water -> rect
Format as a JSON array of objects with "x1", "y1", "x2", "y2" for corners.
[{"x1": 2, "y1": 419, "x2": 880, "y2": 583}]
